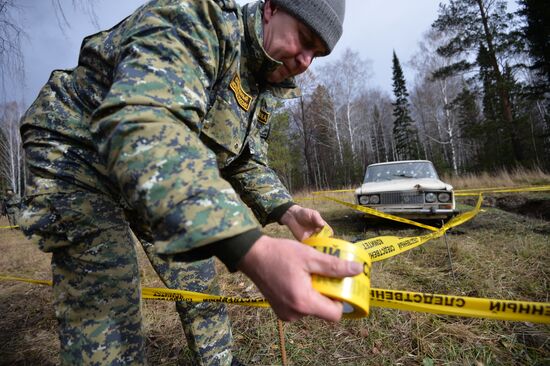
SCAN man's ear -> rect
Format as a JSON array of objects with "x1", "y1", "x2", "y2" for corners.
[{"x1": 263, "y1": 0, "x2": 278, "y2": 22}]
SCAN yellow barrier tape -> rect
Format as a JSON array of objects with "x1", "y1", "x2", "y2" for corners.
[
  {"x1": 355, "y1": 194, "x2": 482, "y2": 262},
  {"x1": 293, "y1": 197, "x2": 316, "y2": 203},
  {"x1": 0, "y1": 225, "x2": 19, "y2": 229},
  {"x1": 2, "y1": 269, "x2": 548, "y2": 323},
  {"x1": 318, "y1": 195, "x2": 440, "y2": 232},
  {"x1": 455, "y1": 184, "x2": 550, "y2": 193},
  {"x1": 369, "y1": 288, "x2": 550, "y2": 323},
  {"x1": 314, "y1": 189, "x2": 354, "y2": 195},
  {"x1": 310, "y1": 184, "x2": 550, "y2": 196},
  {"x1": 316, "y1": 184, "x2": 549, "y2": 231},
  {"x1": 455, "y1": 185, "x2": 550, "y2": 196},
  {"x1": 0, "y1": 274, "x2": 268, "y2": 308},
  {"x1": 312, "y1": 189, "x2": 354, "y2": 195},
  {"x1": 0, "y1": 275, "x2": 52, "y2": 286},
  {"x1": 142, "y1": 287, "x2": 269, "y2": 307}
]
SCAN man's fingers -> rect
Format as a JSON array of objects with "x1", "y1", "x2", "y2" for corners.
[
  {"x1": 275, "y1": 291, "x2": 344, "y2": 322},
  {"x1": 305, "y1": 289, "x2": 344, "y2": 322},
  {"x1": 241, "y1": 237, "x2": 361, "y2": 323},
  {"x1": 312, "y1": 224, "x2": 333, "y2": 236},
  {"x1": 305, "y1": 248, "x2": 363, "y2": 277},
  {"x1": 310, "y1": 209, "x2": 327, "y2": 227}
]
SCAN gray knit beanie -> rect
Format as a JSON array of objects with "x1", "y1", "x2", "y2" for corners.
[{"x1": 271, "y1": 0, "x2": 345, "y2": 54}]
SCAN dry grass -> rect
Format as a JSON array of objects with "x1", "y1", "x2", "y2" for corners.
[
  {"x1": 441, "y1": 167, "x2": 550, "y2": 189},
  {"x1": 1, "y1": 172, "x2": 549, "y2": 365},
  {"x1": 0, "y1": 219, "x2": 58, "y2": 365}
]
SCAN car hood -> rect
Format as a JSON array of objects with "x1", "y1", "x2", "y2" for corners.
[{"x1": 355, "y1": 178, "x2": 453, "y2": 195}]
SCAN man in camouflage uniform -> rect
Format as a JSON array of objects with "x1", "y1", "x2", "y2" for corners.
[{"x1": 19, "y1": 0, "x2": 359, "y2": 365}]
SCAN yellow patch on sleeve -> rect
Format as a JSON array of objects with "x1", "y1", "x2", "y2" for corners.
[
  {"x1": 229, "y1": 74, "x2": 252, "y2": 111},
  {"x1": 258, "y1": 109, "x2": 270, "y2": 124}
]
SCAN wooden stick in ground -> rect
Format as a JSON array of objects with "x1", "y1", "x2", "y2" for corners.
[{"x1": 277, "y1": 319, "x2": 288, "y2": 366}]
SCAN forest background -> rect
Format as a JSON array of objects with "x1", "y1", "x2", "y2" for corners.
[{"x1": 0, "y1": 0, "x2": 549, "y2": 195}]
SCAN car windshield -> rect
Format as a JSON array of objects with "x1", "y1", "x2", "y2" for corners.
[{"x1": 364, "y1": 161, "x2": 438, "y2": 183}]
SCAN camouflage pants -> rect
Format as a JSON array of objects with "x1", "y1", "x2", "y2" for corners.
[
  {"x1": 20, "y1": 191, "x2": 233, "y2": 366},
  {"x1": 6, "y1": 206, "x2": 19, "y2": 227}
]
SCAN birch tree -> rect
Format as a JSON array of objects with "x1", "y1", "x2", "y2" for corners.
[
  {"x1": 0, "y1": 102, "x2": 23, "y2": 193},
  {"x1": 318, "y1": 49, "x2": 371, "y2": 160},
  {"x1": 410, "y1": 29, "x2": 463, "y2": 174}
]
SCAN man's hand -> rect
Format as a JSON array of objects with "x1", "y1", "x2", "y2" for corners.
[
  {"x1": 237, "y1": 235, "x2": 362, "y2": 322},
  {"x1": 279, "y1": 205, "x2": 332, "y2": 241}
]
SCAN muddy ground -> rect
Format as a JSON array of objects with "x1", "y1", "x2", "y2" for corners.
[{"x1": 464, "y1": 194, "x2": 550, "y2": 221}]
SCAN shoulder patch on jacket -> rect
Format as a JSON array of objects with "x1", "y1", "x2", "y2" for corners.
[
  {"x1": 258, "y1": 109, "x2": 270, "y2": 124},
  {"x1": 229, "y1": 74, "x2": 252, "y2": 111}
]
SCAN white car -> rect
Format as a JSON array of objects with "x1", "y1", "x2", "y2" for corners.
[{"x1": 355, "y1": 160, "x2": 457, "y2": 220}]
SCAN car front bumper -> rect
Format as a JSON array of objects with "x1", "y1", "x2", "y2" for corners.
[{"x1": 359, "y1": 205, "x2": 458, "y2": 220}]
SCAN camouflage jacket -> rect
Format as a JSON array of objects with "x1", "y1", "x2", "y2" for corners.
[{"x1": 21, "y1": 0, "x2": 299, "y2": 263}]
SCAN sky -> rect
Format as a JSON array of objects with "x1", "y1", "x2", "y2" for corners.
[{"x1": 8, "y1": 0, "x2": 515, "y2": 108}]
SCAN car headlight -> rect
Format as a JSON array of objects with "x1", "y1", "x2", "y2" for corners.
[
  {"x1": 438, "y1": 192, "x2": 451, "y2": 202},
  {"x1": 369, "y1": 195, "x2": 380, "y2": 204},
  {"x1": 359, "y1": 195, "x2": 369, "y2": 205},
  {"x1": 425, "y1": 192, "x2": 437, "y2": 203}
]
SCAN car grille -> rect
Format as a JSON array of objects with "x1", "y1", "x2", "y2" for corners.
[{"x1": 380, "y1": 191, "x2": 424, "y2": 205}]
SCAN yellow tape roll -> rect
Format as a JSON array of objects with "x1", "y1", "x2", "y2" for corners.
[{"x1": 302, "y1": 236, "x2": 371, "y2": 318}]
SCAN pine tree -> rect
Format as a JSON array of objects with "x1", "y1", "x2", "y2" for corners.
[
  {"x1": 454, "y1": 86, "x2": 481, "y2": 140},
  {"x1": 391, "y1": 51, "x2": 420, "y2": 160},
  {"x1": 477, "y1": 44, "x2": 500, "y2": 125},
  {"x1": 517, "y1": 0, "x2": 550, "y2": 168},
  {"x1": 476, "y1": 43, "x2": 514, "y2": 168},
  {"x1": 451, "y1": 86, "x2": 483, "y2": 171},
  {"x1": 518, "y1": 0, "x2": 550, "y2": 87},
  {"x1": 432, "y1": 0, "x2": 524, "y2": 164}
]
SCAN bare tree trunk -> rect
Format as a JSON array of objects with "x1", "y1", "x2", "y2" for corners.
[
  {"x1": 299, "y1": 97, "x2": 313, "y2": 188},
  {"x1": 330, "y1": 108, "x2": 344, "y2": 164},
  {"x1": 313, "y1": 144, "x2": 323, "y2": 190},
  {"x1": 345, "y1": 100, "x2": 355, "y2": 156},
  {"x1": 0, "y1": 102, "x2": 22, "y2": 194},
  {"x1": 391, "y1": 132, "x2": 398, "y2": 161},
  {"x1": 438, "y1": 79, "x2": 458, "y2": 175},
  {"x1": 370, "y1": 123, "x2": 379, "y2": 163}
]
